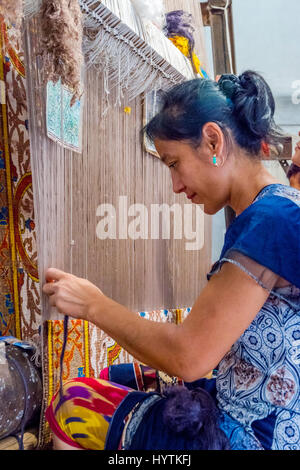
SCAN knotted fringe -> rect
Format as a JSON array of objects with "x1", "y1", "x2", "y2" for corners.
[{"x1": 80, "y1": 0, "x2": 190, "y2": 103}]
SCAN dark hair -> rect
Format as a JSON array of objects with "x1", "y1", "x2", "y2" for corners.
[
  {"x1": 144, "y1": 70, "x2": 283, "y2": 156},
  {"x1": 287, "y1": 163, "x2": 300, "y2": 180},
  {"x1": 163, "y1": 385, "x2": 231, "y2": 450}
]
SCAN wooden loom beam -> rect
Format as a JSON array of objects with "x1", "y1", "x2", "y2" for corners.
[
  {"x1": 79, "y1": 0, "x2": 195, "y2": 87},
  {"x1": 206, "y1": 0, "x2": 237, "y2": 77}
]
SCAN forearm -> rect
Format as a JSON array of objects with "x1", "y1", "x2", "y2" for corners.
[{"x1": 87, "y1": 295, "x2": 185, "y2": 378}]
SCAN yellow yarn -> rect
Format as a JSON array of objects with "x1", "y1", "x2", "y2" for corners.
[
  {"x1": 169, "y1": 36, "x2": 190, "y2": 57},
  {"x1": 169, "y1": 36, "x2": 203, "y2": 77}
]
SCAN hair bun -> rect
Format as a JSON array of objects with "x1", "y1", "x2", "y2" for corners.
[
  {"x1": 218, "y1": 74, "x2": 240, "y2": 101},
  {"x1": 219, "y1": 71, "x2": 276, "y2": 142}
]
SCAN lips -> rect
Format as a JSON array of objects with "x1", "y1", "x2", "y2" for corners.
[{"x1": 187, "y1": 193, "x2": 196, "y2": 200}]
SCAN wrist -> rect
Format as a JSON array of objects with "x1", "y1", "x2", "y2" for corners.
[{"x1": 86, "y1": 290, "x2": 107, "y2": 325}]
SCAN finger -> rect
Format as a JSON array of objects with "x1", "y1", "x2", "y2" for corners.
[
  {"x1": 42, "y1": 282, "x2": 57, "y2": 296},
  {"x1": 48, "y1": 294, "x2": 57, "y2": 307},
  {"x1": 45, "y1": 267, "x2": 67, "y2": 282}
]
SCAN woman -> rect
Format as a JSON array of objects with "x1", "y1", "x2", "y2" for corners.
[
  {"x1": 288, "y1": 131, "x2": 300, "y2": 190},
  {"x1": 43, "y1": 71, "x2": 300, "y2": 451},
  {"x1": 288, "y1": 164, "x2": 300, "y2": 190},
  {"x1": 292, "y1": 131, "x2": 300, "y2": 167}
]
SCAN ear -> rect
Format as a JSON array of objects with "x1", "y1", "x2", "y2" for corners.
[{"x1": 201, "y1": 122, "x2": 225, "y2": 157}]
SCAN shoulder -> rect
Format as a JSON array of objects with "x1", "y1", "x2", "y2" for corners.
[
  {"x1": 252, "y1": 183, "x2": 300, "y2": 212},
  {"x1": 219, "y1": 184, "x2": 300, "y2": 288},
  {"x1": 237, "y1": 184, "x2": 300, "y2": 229}
]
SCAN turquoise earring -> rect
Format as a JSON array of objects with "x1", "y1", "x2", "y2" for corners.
[{"x1": 212, "y1": 155, "x2": 218, "y2": 166}]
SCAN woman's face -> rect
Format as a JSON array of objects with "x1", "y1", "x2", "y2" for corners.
[{"x1": 154, "y1": 138, "x2": 230, "y2": 215}]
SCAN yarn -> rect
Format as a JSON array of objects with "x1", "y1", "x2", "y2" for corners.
[
  {"x1": 39, "y1": 0, "x2": 83, "y2": 105},
  {"x1": 130, "y1": 0, "x2": 165, "y2": 29},
  {"x1": 164, "y1": 10, "x2": 205, "y2": 77},
  {"x1": 164, "y1": 10, "x2": 195, "y2": 52}
]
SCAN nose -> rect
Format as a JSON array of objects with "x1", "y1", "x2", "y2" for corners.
[{"x1": 171, "y1": 171, "x2": 186, "y2": 194}]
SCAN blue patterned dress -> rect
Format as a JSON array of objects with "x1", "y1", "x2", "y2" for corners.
[{"x1": 207, "y1": 184, "x2": 300, "y2": 450}]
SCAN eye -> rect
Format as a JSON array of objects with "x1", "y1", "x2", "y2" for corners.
[{"x1": 168, "y1": 162, "x2": 177, "y2": 169}]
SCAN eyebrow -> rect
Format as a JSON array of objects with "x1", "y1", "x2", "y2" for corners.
[{"x1": 160, "y1": 154, "x2": 173, "y2": 163}]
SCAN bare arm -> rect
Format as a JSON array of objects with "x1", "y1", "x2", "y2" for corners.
[{"x1": 43, "y1": 263, "x2": 271, "y2": 382}]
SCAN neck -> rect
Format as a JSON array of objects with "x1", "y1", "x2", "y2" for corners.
[{"x1": 228, "y1": 158, "x2": 281, "y2": 216}]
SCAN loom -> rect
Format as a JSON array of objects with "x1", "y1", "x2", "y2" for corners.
[
  {"x1": 0, "y1": 0, "x2": 212, "y2": 449},
  {"x1": 1, "y1": 0, "x2": 294, "y2": 450}
]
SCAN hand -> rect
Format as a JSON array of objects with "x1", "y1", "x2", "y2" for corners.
[
  {"x1": 42, "y1": 268, "x2": 104, "y2": 321},
  {"x1": 292, "y1": 131, "x2": 300, "y2": 166}
]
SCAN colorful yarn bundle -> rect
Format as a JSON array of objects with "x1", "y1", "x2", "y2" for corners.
[{"x1": 164, "y1": 10, "x2": 208, "y2": 79}]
